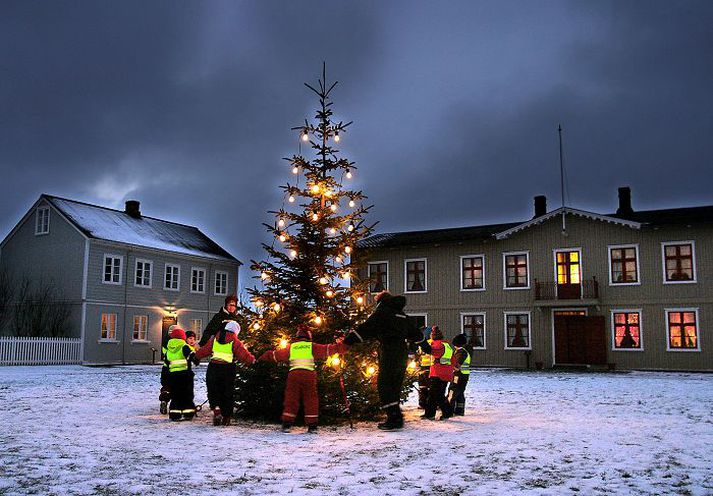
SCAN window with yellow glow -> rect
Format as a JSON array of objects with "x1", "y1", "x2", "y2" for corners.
[
  {"x1": 667, "y1": 310, "x2": 699, "y2": 350},
  {"x1": 556, "y1": 251, "x2": 580, "y2": 284}
]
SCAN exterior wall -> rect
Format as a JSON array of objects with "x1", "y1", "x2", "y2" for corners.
[
  {"x1": 0, "y1": 199, "x2": 86, "y2": 337},
  {"x1": 356, "y1": 214, "x2": 713, "y2": 371}
]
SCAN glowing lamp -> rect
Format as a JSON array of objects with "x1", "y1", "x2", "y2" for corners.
[
  {"x1": 272, "y1": 303, "x2": 281, "y2": 313},
  {"x1": 325, "y1": 290, "x2": 334, "y2": 298},
  {"x1": 334, "y1": 132, "x2": 340, "y2": 143},
  {"x1": 311, "y1": 184, "x2": 320, "y2": 194},
  {"x1": 319, "y1": 277, "x2": 329, "y2": 285},
  {"x1": 356, "y1": 296, "x2": 364, "y2": 305},
  {"x1": 279, "y1": 234, "x2": 287, "y2": 243},
  {"x1": 278, "y1": 218, "x2": 285, "y2": 228},
  {"x1": 290, "y1": 249, "x2": 297, "y2": 258},
  {"x1": 330, "y1": 228, "x2": 337, "y2": 234},
  {"x1": 288, "y1": 195, "x2": 295, "y2": 203},
  {"x1": 408, "y1": 360, "x2": 417, "y2": 371},
  {"x1": 314, "y1": 315, "x2": 323, "y2": 325},
  {"x1": 330, "y1": 204, "x2": 337, "y2": 212},
  {"x1": 260, "y1": 271, "x2": 270, "y2": 280},
  {"x1": 252, "y1": 322, "x2": 260, "y2": 330},
  {"x1": 366, "y1": 365, "x2": 376, "y2": 377},
  {"x1": 348, "y1": 200, "x2": 355, "y2": 208},
  {"x1": 347, "y1": 224, "x2": 354, "y2": 232},
  {"x1": 344, "y1": 246, "x2": 352, "y2": 254},
  {"x1": 346, "y1": 170, "x2": 352, "y2": 179},
  {"x1": 342, "y1": 271, "x2": 351, "y2": 280},
  {"x1": 312, "y1": 213, "x2": 319, "y2": 222},
  {"x1": 279, "y1": 338, "x2": 289, "y2": 349},
  {"x1": 254, "y1": 299, "x2": 264, "y2": 307},
  {"x1": 301, "y1": 129, "x2": 309, "y2": 142},
  {"x1": 330, "y1": 356, "x2": 341, "y2": 366},
  {"x1": 292, "y1": 166, "x2": 299, "y2": 174}
]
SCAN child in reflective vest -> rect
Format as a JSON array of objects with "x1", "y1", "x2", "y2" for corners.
[
  {"x1": 258, "y1": 324, "x2": 346, "y2": 433},
  {"x1": 416, "y1": 326, "x2": 433, "y2": 409},
  {"x1": 195, "y1": 321, "x2": 255, "y2": 426},
  {"x1": 419, "y1": 326, "x2": 454, "y2": 420},
  {"x1": 448, "y1": 333, "x2": 471, "y2": 416},
  {"x1": 164, "y1": 327, "x2": 199, "y2": 421}
]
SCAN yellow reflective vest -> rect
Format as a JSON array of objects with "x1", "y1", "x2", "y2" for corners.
[
  {"x1": 166, "y1": 338, "x2": 188, "y2": 372},
  {"x1": 435, "y1": 342, "x2": 453, "y2": 366},
  {"x1": 212, "y1": 339, "x2": 233, "y2": 363},
  {"x1": 289, "y1": 342, "x2": 315, "y2": 371},
  {"x1": 457, "y1": 347, "x2": 471, "y2": 375},
  {"x1": 419, "y1": 339, "x2": 433, "y2": 367}
]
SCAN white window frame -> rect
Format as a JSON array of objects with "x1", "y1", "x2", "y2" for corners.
[
  {"x1": 460, "y1": 255, "x2": 486, "y2": 292},
  {"x1": 503, "y1": 311, "x2": 532, "y2": 350},
  {"x1": 191, "y1": 267, "x2": 206, "y2": 294},
  {"x1": 134, "y1": 259, "x2": 153, "y2": 288},
  {"x1": 406, "y1": 312, "x2": 428, "y2": 330},
  {"x1": 661, "y1": 241, "x2": 697, "y2": 284},
  {"x1": 190, "y1": 318, "x2": 203, "y2": 339},
  {"x1": 665, "y1": 307, "x2": 701, "y2": 352},
  {"x1": 367, "y1": 260, "x2": 389, "y2": 294},
  {"x1": 100, "y1": 313, "x2": 118, "y2": 342},
  {"x1": 214, "y1": 270, "x2": 228, "y2": 296},
  {"x1": 164, "y1": 264, "x2": 180, "y2": 291},
  {"x1": 608, "y1": 244, "x2": 641, "y2": 286},
  {"x1": 132, "y1": 315, "x2": 149, "y2": 342},
  {"x1": 502, "y1": 251, "x2": 530, "y2": 290},
  {"x1": 35, "y1": 206, "x2": 50, "y2": 235},
  {"x1": 404, "y1": 258, "x2": 428, "y2": 294},
  {"x1": 461, "y1": 312, "x2": 486, "y2": 350},
  {"x1": 102, "y1": 254, "x2": 123, "y2": 285},
  {"x1": 610, "y1": 309, "x2": 644, "y2": 352},
  {"x1": 552, "y1": 247, "x2": 583, "y2": 283}
]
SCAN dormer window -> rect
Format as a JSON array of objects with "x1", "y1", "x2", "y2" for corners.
[{"x1": 35, "y1": 206, "x2": 50, "y2": 235}]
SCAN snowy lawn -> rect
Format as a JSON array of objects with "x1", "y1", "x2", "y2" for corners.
[{"x1": 0, "y1": 366, "x2": 711, "y2": 496}]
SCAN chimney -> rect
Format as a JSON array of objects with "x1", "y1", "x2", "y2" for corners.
[
  {"x1": 125, "y1": 200, "x2": 142, "y2": 219},
  {"x1": 533, "y1": 195, "x2": 547, "y2": 218},
  {"x1": 616, "y1": 187, "x2": 633, "y2": 216}
]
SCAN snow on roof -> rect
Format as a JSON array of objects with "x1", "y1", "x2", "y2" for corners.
[{"x1": 46, "y1": 195, "x2": 239, "y2": 263}]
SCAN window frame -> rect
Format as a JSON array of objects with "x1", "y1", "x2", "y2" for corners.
[
  {"x1": 367, "y1": 260, "x2": 389, "y2": 294},
  {"x1": 191, "y1": 267, "x2": 206, "y2": 294},
  {"x1": 608, "y1": 244, "x2": 641, "y2": 286},
  {"x1": 132, "y1": 314, "x2": 149, "y2": 342},
  {"x1": 214, "y1": 270, "x2": 228, "y2": 296},
  {"x1": 35, "y1": 206, "x2": 50, "y2": 235},
  {"x1": 661, "y1": 241, "x2": 697, "y2": 284},
  {"x1": 403, "y1": 258, "x2": 428, "y2": 294},
  {"x1": 134, "y1": 259, "x2": 153, "y2": 288},
  {"x1": 460, "y1": 254, "x2": 486, "y2": 292},
  {"x1": 665, "y1": 307, "x2": 701, "y2": 352},
  {"x1": 610, "y1": 309, "x2": 644, "y2": 351},
  {"x1": 502, "y1": 251, "x2": 530, "y2": 290},
  {"x1": 102, "y1": 254, "x2": 124, "y2": 285},
  {"x1": 407, "y1": 312, "x2": 428, "y2": 330},
  {"x1": 552, "y1": 247, "x2": 583, "y2": 285},
  {"x1": 190, "y1": 318, "x2": 203, "y2": 339},
  {"x1": 164, "y1": 264, "x2": 180, "y2": 292},
  {"x1": 100, "y1": 313, "x2": 118, "y2": 342},
  {"x1": 503, "y1": 311, "x2": 532, "y2": 350},
  {"x1": 461, "y1": 312, "x2": 486, "y2": 350}
]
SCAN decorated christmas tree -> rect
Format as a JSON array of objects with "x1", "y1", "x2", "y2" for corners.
[{"x1": 233, "y1": 65, "x2": 417, "y2": 423}]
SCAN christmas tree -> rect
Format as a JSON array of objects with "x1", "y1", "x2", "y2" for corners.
[{"x1": 234, "y1": 65, "x2": 417, "y2": 424}]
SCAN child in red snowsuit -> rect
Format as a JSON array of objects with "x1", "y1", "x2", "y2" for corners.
[
  {"x1": 420, "y1": 326, "x2": 454, "y2": 420},
  {"x1": 258, "y1": 324, "x2": 346, "y2": 433}
]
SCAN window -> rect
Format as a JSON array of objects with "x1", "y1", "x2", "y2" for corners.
[
  {"x1": 408, "y1": 313, "x2": 427, "y2": 330},
  {"x1": 609, "y1": 245, "x2": 640, "y2": 285},
  {"x1": 662, "y1": 242, "x2": 696, "y2": 283},
  {"x1": 134, "y1": 260, "x2": 153, "y2": 288},
  {"x1": 35, "y1": 206, "x2": 50, "y2": 235},
  {"x1": 462, "y1": 313, "x2": 485, "y2": 349},
  {"x1": 214, "y1": 271, "x2": 228, "y2": 296},
  {"x1": 191, "y1": 268, "x2": 206, "y2": 293},
  {"x1": 133, "y1": 315, "x2": 148, "y2": 341},
  {"x1": 101, "y1": 313, "x2": 117, "y2": 340},
  {"x1": 368, "y1": 261, "x2": 389, "y2": 293},
  {"x1": 404, "y1": 259, "x2": 427, "y2": 293},
  {"x1": 103, "y1": 255, "x2": 123, "y2": 285},
  {"x1": 503, "y1": 252, "x2": 529, "y2": 289},
  {"x1": 556, "y1": 250, "x2": 581, "y2": 284},
  {"x1": 504, "y1": 312, "x2": 530, "y2": 349},
  {"x1": 165, "y1": 264, "x2": 180, "y2": 291},
  {"x1": 190, "y1": 319, "x2": 203, "y2": 339},
  {"x1": 666, "y1": 309, "x2": 700, "y2": 351},
  {"x1": 611, "y1": 310, "x2": 642, "y2": 350},
  {"x1": 461, "y1": 255, "x2": 485, "y2": 291}
]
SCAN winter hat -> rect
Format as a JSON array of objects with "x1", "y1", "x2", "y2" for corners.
[
  {"x1": 295, "y1": 324, "x2": 313, "y2": 341},
  {"x1": 170, "y1": 327, "x2": 187, "y2": 341},
  {"x1": 225, "y1": 294, "x2": 238, "y2": 307},
  {"x1": 224, "y1": 321, "x2": 241, "y2": 336},
  {"x1": 185, "y1": 330, "x2": 196, "y2": 339},
  {"x1": 452, "y1": 333, "x2": 467, "y2": 347},
  {"x1": 430, "y1": 326, "x2": 444, "y2": 341}
]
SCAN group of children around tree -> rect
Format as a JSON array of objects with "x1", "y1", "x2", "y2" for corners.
[{"x1": 158, "y1": 293, "x2": 472, "y2": 432}]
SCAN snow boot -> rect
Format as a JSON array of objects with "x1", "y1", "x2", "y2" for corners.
[
  {"x1": 378, "y1": 406, "x2": 404, "y2": 430},
  {"x1": 160, "y1": 401, "x2": 168, "y2": 415},
  {"x1": 221, "y1": 415, "x2": 231, "y2": 426},
  {"x1": 212, "y1": 407, "x2": 222, "y2": 426},
  {"x1": 281, "y1": 422, "x2": 292, "y2": 433},
  {"x1": 307, "y1": 425, "x2": 318, "y2": 434}
]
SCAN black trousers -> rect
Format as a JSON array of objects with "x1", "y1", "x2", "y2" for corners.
[
  {"x1": 417, "y1": 369, "x2": 430, "y2": 409},
  {"x1": 424, "y1": 377, "x2": 452, "y2": 418},
  {"x1": 377, "y1": 348, "x2": 407, "y2": 417},
  {"x1": 206, "y1": 362, "x2": 237, "y2": 418},
  {"x1": 167, "y1": 370, "x2": 195, "y2": 420},
  {"x1": 448, "y1": 372, "x2": 470, "y2": 415}
]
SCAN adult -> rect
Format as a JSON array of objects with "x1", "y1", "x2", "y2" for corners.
[
  {"x1": 343, "y1": 291, "x2": 422, "y2": 430},
  {"x1": 198, "y1": 294, "x2": 240, "y2": 347}
]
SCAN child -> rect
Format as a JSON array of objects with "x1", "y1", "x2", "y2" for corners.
[
  {"x1": 416, "y1": 326, "x2": 433, "y2": 409},
  {"x1": 164, "y1": 327, "x2": 199, "y2": 421},
  {"x1": 158, "y1": 325, "x2": 173, "y2": 414},
  {"x1": 195, "y1": 321, "x2": 255, "y2": 426},
  {"x1": 421, "y1": 326, "x2": 454, "y2": 420},
  {"x1": 448, "y1": 333, "x2": 471, "y2": 416},
  {"x1": 258, "y1": 324, "x2": 346, "y2": 433},
  {"x1": 185, "y1": 330, "x2": 198, "y2": 351}
]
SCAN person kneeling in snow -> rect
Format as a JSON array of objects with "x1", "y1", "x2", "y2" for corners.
[
  {"x1": 165, "y1": 327, "x2": 199, "y2": 421},
  {"x1": 195, "y1": 321, "x2": 255, "y2": 426},
  {"x1": 258, "y1": 324, "x2": 346, "y2": 433}
]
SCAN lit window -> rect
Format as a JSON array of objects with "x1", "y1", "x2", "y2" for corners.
[
  {"x1": 461, "y1": 256, "x2": 484, "y2": 290},
  {"x1": 191, "y1": 268, "x2": 206, "y2": 293},
  {"x1": 215, "y1": 271, "x2": 228, "y2": 296},
  {"x1": 666, "y1": 309, "x2": 699, "y2": 351},
  {"x1": 505, "y1": 313, "x2": 530, "y2": 349},
  {"x1": 556, "y1": 251, "x2": 580, "y2": 284},
  {"x1": 165, "y1": 264, "x2": 180, "y2": 291},
  {"x1": 35, "y1": 207, "x2": 50, "y2": 235},
  {"x1": 662, "y1": 242, "x2": 696, "y2": 283},
  {"x1": 368, "y1": 262, "x2": 388, "y2": 293},
  {"x1": 609, "y1": 245, "x2": 639, "y2": 284},
  {"x1": 133, "y1": 315, "x2": 148, "y2": 341},
  {"x1": 504, "y1": 252, "x2": 529, "y2": 289},
  {"x1": 612, "y1": 311, "x2": 641, "y2": 349},
  {"x1": 462, "y1": 313, "x2": 485, "y2": 349},
  {"x1": 190, "y1": 319, "x2": 203, "y2": 339},
  {"x1": 135, "y1": 260, "x2": 153, "y2": 288},
  {"x1": 103, "y1": 255, "x2": 123, "y2": 285},
  {"x1": 101, "y1": 313, "x2": 117, "y2": 340},
  {"x1": 405, "y1": 259, "x2": 427, "y2": 293}
]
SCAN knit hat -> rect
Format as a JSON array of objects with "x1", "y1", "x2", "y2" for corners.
[
  {"x1": 225, "y1": 294, "x2": 238, "y2": 307},
  {"x1": 295, "y1": 324, "x2": 313, "y2": 341},
  {"x1": 430, "y1": 326, "x2": 444, "y2": 341},
  {"x1": 185, "y1": 330, "x2": 196, "y2": 339},
  {"x1": 224, "y1": 321, "x2": 241, "y2": 335},
  {"x1": 170, "y1": 327, "x2": 187, "y2": 341},
  {"x1": 452, "y1": 333, "x2": 467, "y2": 347}
]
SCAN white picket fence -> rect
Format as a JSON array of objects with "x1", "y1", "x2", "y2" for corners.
[{"x1": 0, "y1": 336, "x2": 82, "y2": 365}]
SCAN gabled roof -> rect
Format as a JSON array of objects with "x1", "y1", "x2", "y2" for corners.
[
  {"x1": 495, "y1": 207, "x2": 641, "y2": 240},
  {"x1": 357, "y1": 221, "x2": 520, "y2": 249},
  {"x1": 43, "y1": 195, "x2": 240, "y2": 264}
]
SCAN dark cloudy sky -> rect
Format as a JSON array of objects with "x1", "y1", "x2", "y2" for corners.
[{"x1": 2, "y1": 1, "x2": 712, "y2": 293}]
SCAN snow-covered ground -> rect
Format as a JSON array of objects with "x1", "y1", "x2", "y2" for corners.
[{"x1": 0, "y1": 366, "x2": 711, "y2": 496}]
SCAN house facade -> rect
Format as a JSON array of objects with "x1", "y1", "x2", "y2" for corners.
[
  {"x1": 354, "y1": 188, "x2": 713, "y2": 371},
  {"x1": 0, "y1": 195, "x2": 241, "y2": 365}
]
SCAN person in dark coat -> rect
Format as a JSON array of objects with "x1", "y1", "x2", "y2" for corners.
[
  {"x1": 198, "y1": 294, "x2": 240, "y2": 348},
  {"x1": 343, "y1": 291, "x2": 423, "y2": 430},
  {"x1": 447, "y1": 333, "x2": 471, "y2": 416}
]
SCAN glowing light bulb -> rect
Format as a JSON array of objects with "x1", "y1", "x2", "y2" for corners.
[
  {"x1": 334, "y1": 133, "x2": 340, "y2": 143},
  {"x1": 324, "y1": 189, "x2": 333, "y2": 198},
  {"x1": 347, "y1": 224, "x2": 354, "y2": 232},
  {"x1": 301, "y1": 129, "x2": 309, "y2": 142},
  {"x1": 279, "y1": 338, "x2": 289, "y2": 349},
  {"x1": 278, "y1": 218, "x2": 285, "y2": 228},
  {"x1": 408, "y1": 360, "x2": 417, "y2": 371},
  {"x1": 330, "y1": 204, "x2": 337, "y2": 212},
  {"x1": 366, "y1": 366, "x2": 376, "y2": 376},
  {"x1": 331, "y1": 356, "x2": 341, "y2": 366},
  {"x1": 342, "y1": 271, "x2": 351, "y2": 280},
  {"x1": 261, "y1": 272, "x2": 270, "y2": 280},
  {"x1": 314, "y1": 316, "x2": 323, "y2": 325},
  {"x1": 311, "y1": 184, "x2": 320, "y2": 194},
  {"x1": 292, "y1": 166, "x2": 299, "y2": 174},
  {"x1": 335, "y1": 255, "x2": 342, "y2": 263},
  {"x1": 288, "y1": 195, "x2": 295, "y2": 203},
  {"x1": 356, "y1": 296, "x2": 364, "y2": 305},
  {"x1": 272, "y1": 303, "x2": 281, "y2": 313},
  {"x1": 312, "y1": 213, "x2": 319, "y2": 222},
  {"x1": 344, "y1": 246, "x2": 352, "y2": 254},
  {"x1": 346, "y1": 170, "x2": 352, "y2": 179},
  {"x1": 279, "y1": 234, "x2": 287, "y2": 243},
  {"x1": 330, "y1": 228, "x2": 337, "y2": 235},
  {"x1": 348, "y1": 200, "x2": 355, "y2": 208},
  {"x1": 319, "y1": 277, "x2": 328, "y2": 285},
  {"x1": 252, "y1": 322, "x2": 260, "y2": 330},
  {"x1": 325, "y1": 290, "x2": 334, "y2": 298},
  {"x1": 290, "y1": 249, "x2": 297, "y2": 258}
]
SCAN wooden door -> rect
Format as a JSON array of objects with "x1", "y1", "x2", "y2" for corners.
[{"x1": 554, "y1": 315, "x2": 606, "y2": 365}]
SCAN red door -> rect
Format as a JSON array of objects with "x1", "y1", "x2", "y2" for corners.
[{"x1": 554, "y1": 315, "x2": 606, "y2": 365}]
